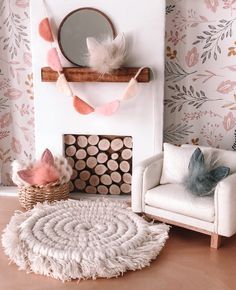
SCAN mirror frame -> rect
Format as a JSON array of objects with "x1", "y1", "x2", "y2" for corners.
[{"x1": 58, "y1": 7, "x2": 116, "y2": 67}]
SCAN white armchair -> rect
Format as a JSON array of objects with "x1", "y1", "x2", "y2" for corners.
[{"x1": 132, "y1": 151, "x2": 236, "y2": 249}]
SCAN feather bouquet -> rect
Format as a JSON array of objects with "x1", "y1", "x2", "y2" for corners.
[{"x1": 86, "y1": 33, "x2": 127, "y2": 74}]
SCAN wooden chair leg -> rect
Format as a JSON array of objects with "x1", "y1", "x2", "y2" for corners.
[{"x1": 210, "y1": 233, "x2": 222, "y2": 249}]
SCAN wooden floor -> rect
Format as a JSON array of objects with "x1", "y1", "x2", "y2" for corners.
[{"x1": 0, "y1": 197, "x2": 236, "y2": 290}]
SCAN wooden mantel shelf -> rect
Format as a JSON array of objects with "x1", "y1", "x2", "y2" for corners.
[{"x1": 41, "y1": 67, "x2": 150, "y2": 83}]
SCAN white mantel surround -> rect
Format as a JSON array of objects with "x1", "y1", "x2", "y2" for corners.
[{"x1": 30, "y1": 0, "x2": 165, "y2": 170}]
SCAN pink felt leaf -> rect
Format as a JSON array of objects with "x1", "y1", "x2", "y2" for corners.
[
  {"x1": 47, "y1": 48, "x2": 63, "y2": 72},
  {"x1": 39, "y1": 18, "x2": 53, "y2": 42},
  {"x1": 95, "y1": 100, "x2": 120, "y2": 116}
]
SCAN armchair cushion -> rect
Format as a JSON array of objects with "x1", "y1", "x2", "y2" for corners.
[
  {"x1": 145, "y1": 183, "x2": 215, "y2": 222},
  {"x1": 160, "y1": 143, "x2": 235, "y2": 185},
  {"x1": 160, "y1": 143, "x2": 197, "y2": 184}
]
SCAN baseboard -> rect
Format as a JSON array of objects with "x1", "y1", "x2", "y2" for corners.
[
  {"x1": 0, "y1": 186, "x2": 18, "y2": 196},
  {"x1": 0, "y1": 186, "x2": 131, "y2": 202}
]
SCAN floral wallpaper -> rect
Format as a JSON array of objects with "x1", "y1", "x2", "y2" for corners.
[
  {"x1": 1, "y1": 0, "x2": 236, "y2": 185},
  {"x1": 0, "y1": 0, "x2": 34, "y2": 185},
  {"x1": 165, "y1": 0, "x2": 236, "y2": 150}
]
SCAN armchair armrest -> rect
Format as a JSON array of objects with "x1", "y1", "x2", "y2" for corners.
[
  {"x1": 214, "y1": 173, "x2": 236, "y2": 237},
  {"x1": 131, "y1": 152, "x2": 163, "y2": 213}
]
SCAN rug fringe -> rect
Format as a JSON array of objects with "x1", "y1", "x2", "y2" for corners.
[{"x1": 1, "y1": 199, "x2": 169, "y2": 281}]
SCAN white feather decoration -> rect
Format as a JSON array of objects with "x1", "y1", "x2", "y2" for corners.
[
  {"x1": 54, "y1": 156, "x2": 73, "y2": 184},
  {"x1": 86, "y1": 33, "x2": 127, "y2": 74}
]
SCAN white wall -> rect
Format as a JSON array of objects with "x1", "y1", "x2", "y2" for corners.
[{"x1": 30, "y1": 0, "x2": 165, "y2": 166}]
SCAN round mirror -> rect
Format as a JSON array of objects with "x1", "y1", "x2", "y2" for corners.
[{"x1": 58, "y1": 8, "x2": 116, "y2": 66}]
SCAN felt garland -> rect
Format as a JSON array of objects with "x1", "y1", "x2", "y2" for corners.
[
  {"x1": 95, "y1": 100, "x2": 120, "y2": 116},
  {"x1": 38, "y1": 18, "x2": 53, "y2": 42},
  {"x1": 39, "y1": 1, "x2": 145, "y2": 116},
  {"x1": 47, "y1": 47, "x2": 63, "y2": 72},
  {"x1": 73, "y1": 95, "x2": 95, "y2": 115}
]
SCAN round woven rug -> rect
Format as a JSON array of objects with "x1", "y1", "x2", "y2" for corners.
[{"x1": 2, "y1": 199, "x2": 169, "y2": 281}]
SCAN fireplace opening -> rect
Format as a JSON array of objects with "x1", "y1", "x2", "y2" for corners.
[{"x1": 64, "y1": 134, "x2": 133, "y2": 195}]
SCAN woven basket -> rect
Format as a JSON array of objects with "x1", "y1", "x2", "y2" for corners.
[{"x1": 18, "y1": 182, "x2": 70, "y2": 210}]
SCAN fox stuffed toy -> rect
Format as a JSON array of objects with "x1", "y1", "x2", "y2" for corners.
[{"x1": 17, "y1": 149, "x2": 59, "y2": 186}]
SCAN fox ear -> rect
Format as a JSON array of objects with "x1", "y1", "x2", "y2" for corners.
[
  {"x1": 209, "y1": 166, "x2": 230, "y2": 181},
  {"x1": 188, "y1": 148, "x2": 204, "y2": 171},
  {"x1": 41, "y1": 149, "x2": 54, "y2": 165},
  {"x1": 17, "y1": 169, "x2": 35, "y2": 185}
]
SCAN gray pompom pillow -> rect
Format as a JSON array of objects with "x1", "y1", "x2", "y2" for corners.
[{"x1": 184, "y1": 148, "x2": 230, "y2": 196}]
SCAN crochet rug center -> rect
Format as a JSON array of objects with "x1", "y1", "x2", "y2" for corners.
[
  {"x1": 2, "y1": 200, "x2": 169, "y2": 281},
  {"x1": 64, "y1": 134, "x2": 133, "y2": 195}
]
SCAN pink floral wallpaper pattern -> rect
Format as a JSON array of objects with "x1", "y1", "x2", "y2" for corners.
[
  {"x1": 165, "y1": 0, "x2": 236, "y2": 150},
  {"x1": 1, "y1": 0, "x2": 236, "y2": 185},
  {"x1": 0, "y1": 0, "x2": 34, "y2": 185}
]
